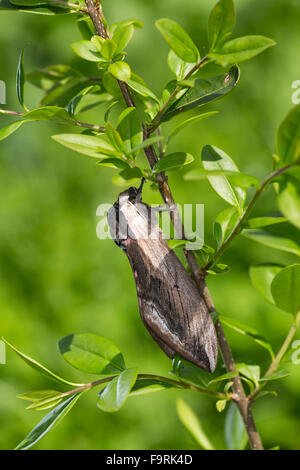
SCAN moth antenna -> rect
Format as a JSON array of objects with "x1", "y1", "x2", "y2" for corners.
[{"x1": 136, "y1": 177, "x2": 145, "y2": 203}]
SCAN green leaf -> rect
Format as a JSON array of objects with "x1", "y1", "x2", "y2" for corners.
[
  {"x1": 167, "y1": 49, "x2": 196, "y2": 81},
  {"x1": 26, "y1": 64, "x2": 81, "y2": 91},
  {"x1": 17, "y1": 390, "x2": 62, "y2": 403},
  {"x1": 110, "y1": 19, "x2": 143, "y2": 34},
  {"x1": 105, "y1": 123, "x2": 124, "y2": 153},
  {"x1": 112, "y1": 167, "x2": 143, "y2": 187},
  {"x1": 277, "y1": 175, "x2": 300, "y2": 229},
  {"x1": 167, "y1": 111, "x2": 218, "y2": 142},
  {"x1": 117, "y1": 108, "x2": 142, "y2": 158},
  {"x1": 228, "y1": 173, "x2": 259, "y2": 189},
  {"x1": 41, "y1": 77, "x2": 94, "y2": 107},
  {"x1": 0, "y1": 0, "x2": 68, "y2": 14},
  {"x1": 208, "y1": 371, "x2": 237, "y2": 386},
  {"x1": 16, "y1": 46, "x2": 29, "y2": 111},
  {"x1": 245, "y1": 215, "x2": 287, "y2": 229},
  {"x1": 276, "y1": 104, "x2": 300, "y2": 166},
  {"x1": 249, "y1": 264, "x2": 283, "y2": 305},
  {"x1": 162, "y1": 65, "x2": 239, "y2": 121},
  {"x1": 237, "y1": 363, "x2": 260, "y2": 388},
  {"x1": 155, "y1": 18, "x2": 200, "y2": 63},
  {"x1": 11, "y1": 0, "x2": 48, "y2": 5},
  {"x1": 176, "y1": 398, "x2": 214, "y2": 450},
  {"x1": 214, "y1": 207, "x2": 239, "y2": 249},
  {"x1": 125, "y1": 78, "x2": 160, "y2": 104},
  {"x1": 52, "y1": 133, "x2": 121, "y2": 158},
  {"x1": 112, "y1": 24, "x2": 134, "y2": 54},
  {"x1": 259, "y1": 369, "x2": 291, "y2": 382},
  {"x1": 242, "y1": 229, "x2": 300, "y2": 257},
  {"x1": 71, "y1": 40, "x2": 102, "y2": 62},
  {"x1": 2, "y1": 338, "x2": 81, "y2": 386},
  {"x1": 224, "y1": 402, "x2": 248, "y2": 450},
  {"x1": 130, "y1": 378, "x2": 179, "y2": 396},
  {"x1": 220, "y1": 315, "x2": 274, "y2": 359},
  {"x1": 97, "y1": 367, "x2": 138, "y2": 412},
  {"x1": 208, "y1": 0, "x2": 235, "y2": 51},
  {"x1": 216, "y1": 400, "x2": 227, "y2": 412},
  {"x1": 109, "y1": 61, "x2": 131, "y2": 81},
  {"x1": 97, "y1": 158, "x2": 130, "y2": 170},
  {"x1": 209, "y1": 35, "x2": 276, "y2": 67},
  {"x1": 153, "y1": 152, "x2": 194, "y2": 173},
  {"x1": 58, "y1": 333, "x2": 126, "y2": 375},
  {"x1": 0, "y1": 121, "x2": 26, "y2": 141},
  {"x1": 271, "y1": 264, "x2": 300, "y2": 315},
  {"x1": 15, "y1": 393, "x2": 83, "y2": 450},
  {"x1": 202, "y1": 145, "x2": 246, "y2": 210},
  {"x1": 24, "y1": 106, "x2": 73, "y2": 123},
  {"x1": 259, "y1": 370, "x2": 291, "y2": 382},
  {"x1": 172, "y1": 354, "x2": 209, "y2": 388},
  {"x1": 98, "y1": 38, "x2": 117, "y2": 61}
]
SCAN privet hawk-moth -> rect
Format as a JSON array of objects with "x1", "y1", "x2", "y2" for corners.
[{"x1": 107, "y1": 181, "x2": 218, "y2": 372}]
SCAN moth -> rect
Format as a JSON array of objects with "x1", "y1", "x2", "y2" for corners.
[{"x1": 107, "y1": 181, "x2": 218, "y2": 372}]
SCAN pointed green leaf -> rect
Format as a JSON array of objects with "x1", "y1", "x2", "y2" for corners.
[
  {"x1": 224, "y1": 402, "x2": 248, "y2": 450},
  {"x1": 117, "y1": 108, "x2": 143, "y2": 157},
  {"x1": 242, "y1": 229, "x2": 300, "y2": 257},
  {"x1": 2, "y1": 338, "x2": 81, "y2": 386},
  {"x1": 208, "y1": 0, "x2": 235, "y2": 51},
  {"x1": 15, "y1": 393, "x2": 83, "y2": 450},
  {"x1": 71, "y1": 40, "x2": 102, "y2": 62},
  {"x1": 176, "y1": 398, "x2": 214, "y2": 450},
  {"x1": 17, "y1": 390, "x2": 62, "y2": 403},
  {"x1": 245, "y1": 215, "x2": 287, "y2": 229},
  {"x1": 16, "y1": 46, "x2": 28, "y2": 111},
  {"x1": 167, "y1": 49, "x2": 196, "y2": 80},
  {"x1": 0, "y1": 120, "x2": 26, "y2": 141},
  {"x1": 214, "y1": 207, "x2": 239, "y2": 249},
  {"x1": 155, "y1": 18, "x2": 200, "y2": 63},
  {"x1": 105, "y1": 123, "x2": 124, "y2": 153},
  {"x1": 259, "y1": 370, "x2": 291, "y2": 382},
  {"x1": 208, "y1": 371, "x2": 237, "y2": 386},
  {"x1": 153, "y1": 152, "x2": 194, "y2": 173},
  {"x1": 58, "y1": 333, "x2": 126, "y2": 375},
  {"x1": 52, "y1": 133, "x2": 121, "y2": 158},
  {"x1": 220, "y1": 315, "x2": 274, "y2": 359},
  {"x1": 202, "y1": 145, "x2": 246, "y2": 210},
  {"x1": 112, "y1": 167, "x2": 143, "y2": 187},
  {"x1": 97, "y1": 367, "x2": 138, "y2": 412},
  {"x1": 162, "y1": 65, "x2": 239, "y2": 121},
  {"x1": 209, "y1": 35, "x2": 276, "y2": 67}
]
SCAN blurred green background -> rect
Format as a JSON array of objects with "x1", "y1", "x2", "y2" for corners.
[{"x1": 1, "y1": 0, "x2": 300, "y2": 450}]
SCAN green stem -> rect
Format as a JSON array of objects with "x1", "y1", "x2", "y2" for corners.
[
  {"x1": 204, "y1": 164, "x2": 294, "y2": 271},
  {"x1": 148, "y1": 56, "x2": 208, "y2": 134},
  {"x1": 64, "y1": 373, "x2": 229, "y2": 399}
]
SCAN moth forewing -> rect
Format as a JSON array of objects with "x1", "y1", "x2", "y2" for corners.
[{"x1": 108, "y1": 186, "x2": 218, "y2": 372}]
